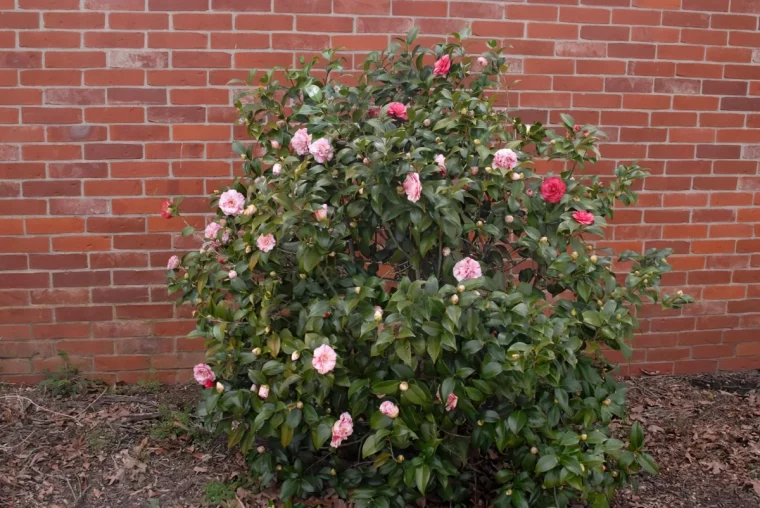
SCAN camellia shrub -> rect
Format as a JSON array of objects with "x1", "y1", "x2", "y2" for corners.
[{"x1": 166, "y1": 29, "x2": 692, "y2": 508}]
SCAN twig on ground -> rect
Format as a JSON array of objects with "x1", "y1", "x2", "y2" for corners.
[{"x1": 0, "y1": 395, "x2": 77, "y2": 421}]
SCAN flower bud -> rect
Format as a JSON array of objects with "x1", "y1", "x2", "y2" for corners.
[
  {"x1": 374, "y1": 309, "x2": 383, "y2": 322},
  {"x1": 300, "y1": 273, "x2": 307, "y2": 280},
  {"x1": 354, "y1": 286, "x2": 361, "y2": 295},
  {"x1": 276, "y1": 465, "x2": 282, "y2": 471},
  {"x1": 506, "y1": 489, "x2": 513, "y2": 496},
  {"x1": 590, "y1": 255, "x2": 598, "y2": 263},
  {"x1": 442, "y1": 247, "x2": 451, "y2": 257},
  {"x1": 265, "y1": 326, "x2": 271, "y2": 333},
  {"x1": 473, "y1": 139, "x2": 481, "y2": 145},
  {"x1": 250, "y1": 384, "x2": 257, "y2": 392},
  {"x1": 435, "y1": 137, "x2": 441, "y2": 143},
  {"x1": 399, "y1": 381, "x2": 409, "y2": 392},
  {"x1": 540, "y1": 236, "x2": 548, "y2": 243},
  {"x1": 244, "y1": 204, "x2": 257, "y2": 216},
  {"x1": 677, "y1": 290, "x2": 683, "y2": 296},
  {"x1": 571, "y1": 251, "x2": 578, "y2": 259},
  {"x1": 457, "y1": 285, "x2": 465, "y2": 293},
  {"x1": 603, "y1": 399, "x2": 611, "y2": 406},
  {"x1": 215, "y1": 382, "x2": 224, "y2": 394},
  {"x1": 228, "y1": 270, "x2": 237, "y2": 279},
  {"x1": 240, "y1": 153, "x2": 247, "y2": 160},
  {"x1": 423, "y1": 119, "x2": 431, "y2": 127},
  {"x1": 397, "y1": 455, "x2": 405, "y2": 463},
  {"x1": 511, "y1": 172, "x2": 522, "y2": 181},
  {"x1": 505, "y1": 215, "x2": 514, "y2": 224},
  {"x1": 450, "y1": 294, "x2": 459, "y2": 305},
  {"x1": 350, "y1": 221, "x2": 357, "y2": 228},
  {"x1": 477, "y1": 420, "x2": 484, "y2": 427},
  {"x1": 476, "y1": 220, "x2": 484, "y2": 227},
  {"x1": 485, "y1": 166, "x2": 493, "y2": 173},
  {"x1": 615, "y1": 191, "x2": 622, "y2": 197},
  {"x1": 581, "y1": 433, "x2": 588, "y2": 441},
  {"x1": 363, "y1": 157, "x2": 369, "y2": 164},
  {"x1": 257, "y1": 446, "x2": 266, "y2": 454},
  {"x1": 396, "y1": 185, "x2": 405, "y2": 195},
  {"x1": 460, "y1": 108, "x2": 468, "y2": 115},
  {"x1": 330, "y1": 468, "x2": 336, "y2": 476},
  {"x1": 329, "y1": 251, "x2": 335, "y2": 258},
  {"x1": 245, "y1": 245, "x2": 252, "y2": 253},
  {"x1": 296, "y1": 401, "x2": 303, "y2": 409},
  {"x1": 531, "y1": 447, "x2": 538, "y2": 455},
  {"x1": 252, "y1": 347, "x2": 261, "y2": 355},
  {"x1": 612, "y1": 471, "x2": 618, "y2": 478},
  {"x1": 359, "y1": 188, "x2": 364, "y2": 195},
  {"x1": 511, "y1": 353, "x2": 520, "y2": 360},
  {"x1": 271, "y1": 140, "x2": 280, "y2": 150},
  {"x1": 597, "y1": 300, "x2": 603, "y2": 307},
  {"x1": 291, "y1": 351, "x2": 300, "y2": 361}
]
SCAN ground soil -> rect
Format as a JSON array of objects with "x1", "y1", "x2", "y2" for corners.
[{"x1": 2, "y1": 371, "x2": 759, "y2": 507}]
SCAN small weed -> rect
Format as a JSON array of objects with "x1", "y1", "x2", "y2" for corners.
[
  {"x1": 86, "y1": 427, "x2": 112, "y2": 451},
  {"x1": 113, "y1": 378, "x2": 163, "y2": 396},
  {"x1": 150, "y1": 405, "x2": 197, "y2": 440},
  {"x1": 204, "y1": 480, "x2": 237, "y2": 505},
  {"x1": 39, "y1": 352, "x2": 92, "y2": 397}
]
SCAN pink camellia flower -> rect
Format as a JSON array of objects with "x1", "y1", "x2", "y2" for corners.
[
  {"x1": 387, "y1": 102, "x2": 408, "y2": 121},
  {"x1": 309, "y1": 137, "x2": 334, "y2": 164},
  {"x1": 435, "y1": 154, "x2": 447, "y2": 175},
  {"x1": 379, "y1": 401, "x2": 399, "y2": 419},
  {"x1": 291, "y1": 128, "x2": 312, "y2": 155},
  {"x1": 330, "y1": 412, "x2": 353, "y2": 448},
  {"x1": 167, "y1": 255, "x2": 180, "y2": 270},
  {"x1": 453, "y1": 257, "x2": 482, "y2": 282},
  {"x1": 573, "y1": 210, "x2": 595, "y2": 225},
  {"x1": 434, "y1": 54, "x2": 451, "y2": 76},
  {"x1": 193, "y1": 364, "x2": 215, "y2": 389},
  {"x1": 477, "y1": 56, "x2": 488, "y2": 67},
  {"x1": 314, "y1": 204, "x2": 328, "y2": 221},
  {"x1": 258, "y1": 384, "x2": 269, "y2": 399},
  {"x1": 160, "y1": 199, "x2": 173, "y2": 219},
  {"x1": 272, "y1": 163, "x2": 282, "y2": 175},
  {"x1": 228, "y1": 270, "x2": 237, "y2": 279},
  {"x1": 540, "y1": 177, "x2": 567, "y2": 204},
  {"x1": 368, "y1": 107, "x2": 380, "y2": 118},
  {"x1": 312, "y1": 344, "x2": 337, "y2": 374},
  {"x1": 219, "y1": 189, "x2": 246, "y2": 216},
  {"x1": 493, "y1": 148, "x2": 518, "y2": 170},
  {"x1": 204, "y1": 222, "x2": 222, "y2": 240},
  {"x1": 573, "y1": 124, "x2": 581, "y2": 132},
  {"x1": 403, "y1": 172, "x2": 422, "y2": 203},
  {"x1": 256, "y1": 234, "x2": 276, "y2": 253},
  {"x1": 445, "y1": 393, "x2": 458, "y2": 411}
]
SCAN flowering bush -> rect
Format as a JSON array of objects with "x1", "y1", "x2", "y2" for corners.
[{"x1": 167, "y1": 29, "x2": 692, "y2": 507}]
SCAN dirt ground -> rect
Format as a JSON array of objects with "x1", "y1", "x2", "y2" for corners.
[{"x1": 1, "y1": 371, "x2": 759, "y2": 508}]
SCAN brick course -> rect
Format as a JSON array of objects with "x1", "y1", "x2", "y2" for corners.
[{"x1": 1, "y1": 0, "x2": 759, "y2": 382}]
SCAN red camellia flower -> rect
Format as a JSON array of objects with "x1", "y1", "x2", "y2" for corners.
[
  {"x1": 387, "y1": 102, "x2": 408, "y2": 121},
  {"x1": 540, "y1": 177, "x2": 566, "y2": 204},
  {"x1": 434, "y1": 54, "x2": 451, "y2": 76},
  {"x1": 572, "y1": 210, "x2": 595, "y2": 225},
  {"x1": 160, "y1": 199, "x2": 173, "y2": 219}
]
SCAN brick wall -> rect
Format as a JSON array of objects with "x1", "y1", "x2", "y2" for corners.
[{"x1": 1, "y1": 0, "x2": 759, "y2": 383}]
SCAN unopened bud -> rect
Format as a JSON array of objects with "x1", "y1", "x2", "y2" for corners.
[
  {"x1": 477, "y1": 420, "x2": 484, "y2": 427},
  {"x1": 485, "y1": 166, "x2": 493, "y2": 173},
  {"x1": 257, "y1": 446, "x2": 266, "y2": 454},
  {"x1": 590, "y1": 255, "x2": 598, "y2": 263},
  {"x1": 473, "y1": 139, "x2": 481, "y2": 145},
  {"x1": 597, "y1": 300, "x2": 603, "y2": 306},
  {"x1": 450, "y1": 294, "x2": 459, "y2": 304},
  {"x1": 540, "y1": 236, "x2": 548, "y2": 243},
  {"x1": 506, "y1": 489, "x2": 513, "y2": 496},
  {"x1": 470, "y1": 166, "x2": 479, "y2": 175},
  {"x1": 612, "y1": 471, "x2": 618, "y2": 478},
  {"x1": 354, "y1": 286, "x2": 361, "y2": 295},
  {"x1": 330, "y1": 468, "x2": 336, "y2": 476},
  {"x1": 291, "y1": 351, "x2": 300, "y2": 361},
  {"x1": 215, "y1": 382, "x2": 224, "y2": 394},
  {"x1": 581, "y1": 433, "x2": 588, "y2": 441},
  {"x1": 399, "y1": 382, "x2": 409, "y2": 392},
  {"x1": 511, "y1": 353, "x2": 520, "y2": 360},
  {"x1": 245, "y1": 245, "x2": 251, "y2": 253},
  {"x1": 476, "y1": 220, "x2": 484, "y2": 227},
  {"x1": 329, "y1": 251, "x2": 335, "y2": 258},
  {"x1": 296, "y1": 401, "x2": 303, "y2": 409},
  {"x1": 531, "y1": 447, "x2": 538, "y2": 455},
  {"x1": 442, "y1": 247, "x2": 451, "y2": 257},
  {"x1": 603, "y1": 399, "x2": 611, "y2": 406},
  {"x1": 271, "y1": 140, "x2": 280, "y2": 150},
  {"x1": 423, "y1": 119, "x2": 431, "y2": 127},
  {"x1": 457, "y1": 285, "x2": 465, "y2": 293},
  {"x1": 677, "y1": 290, "x2": 683, "y2": 296},
  {"x1": 397, "y1": 185, "x2": 405, "y2": 195},
  {"x1": 276, "y1": 465, "x2": 282, "y2": 471},
  {"x1": 252, "y1": 347, "x2": 261, "y2": 355},
  {"x1": 505, "y1": 215, "x2": 514, "y2": 224},
  {"x1": 363, "y1": 157, "x2": 369, "y2": 164},
  {"x1": 240, "y1": 153, "x2": 247, "y2": 160},
  {"x1": 571, "y1": 309, "x2": 577, "y2": 316},
  {"x1": 571, "y1": 251, "x2": 578, "y2": 259},
  {"x1": 397, "y1": 454, "x2": 405, "y2": 463},
  {"x1": 435, "y1": 137, "x2": 441, "y2": 143}
]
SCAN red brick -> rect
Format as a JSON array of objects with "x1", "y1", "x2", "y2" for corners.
[
  {"x1": 110, "y1": 13, "x2": 168, "y2": 30},
  {"x1": 56, "y1": 306, "x2": 113, "y2": 322},
  {"x1": 25, "y1": 217, "x2": 84, "y2": 234},
  {"x1": 29, "y1": 254, "x2": 88, "y2": 270}
]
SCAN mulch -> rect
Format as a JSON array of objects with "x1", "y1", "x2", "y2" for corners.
[{"x1": 1, "y1": 371, "x2": 759, "y2": 507}]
